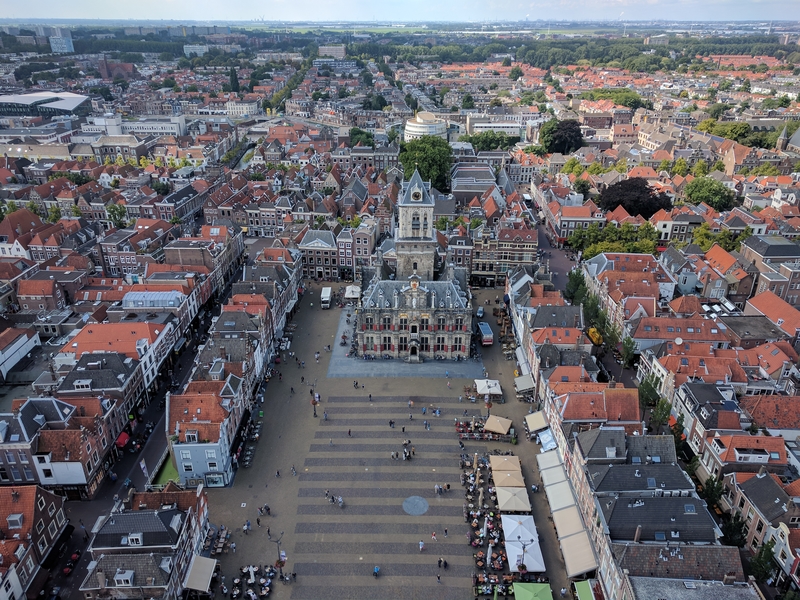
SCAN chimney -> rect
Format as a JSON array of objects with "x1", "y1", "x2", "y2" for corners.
[
  {"x1": 633, "y1": 524, "x2": 642, "y2": 543},
  {"x1": 219, "y1": 345, "x2": 225, "y2": 360}
]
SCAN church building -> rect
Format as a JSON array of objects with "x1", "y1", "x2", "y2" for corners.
[{"x1": 356, "y1": 169, "x2": 473, "y2": 361}]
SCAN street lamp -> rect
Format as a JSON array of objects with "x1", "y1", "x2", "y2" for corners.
[
  {"x1": 273, "y1": 531, "x2": 284, "y2": 564},
  {"x1": 516, "y1": 534, "x2": 533, "y2": 569}
]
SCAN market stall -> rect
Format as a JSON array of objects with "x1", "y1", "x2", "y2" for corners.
[
  {"x1": 506, "y1": 539, "x2": 546, "y2": 573},
  {"x1": 490, "y1": 455, "x2": 522, "y2": 472},
  {"x1": 493, "y1": 470, "x2": 526, "y2": 487},
  {"x1": 475, "y1": 378, "x2": 502, "y2": 396},
  {"x1": 512, "y1": 583, "x2": 554, "y2": 599},
  {"x1": 344, "y1": 285, "x2": 361, "y2": 300},
  {"x1": 483, "y1": 415, "x2": 513, "y2": 435},
  {"x1": 523, "y1": 411, "x2": 547, "y2": 439},
  {"x1": 496, "y1": 486, "x2": 532, "y2": 512}
]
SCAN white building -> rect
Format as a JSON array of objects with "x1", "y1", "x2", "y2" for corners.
[
  {"x1": 318, "y1": 44, "x2": 346, "y2": 59},
  {"x1": 403, "y1": 111, "x2": 447, "y2": 142},
  {"x1": 184, "y1": 44, "x2": 209, "y2": 57},
  {"x1": 225, "y1": 100, "x2": 260, "y2": 118}
]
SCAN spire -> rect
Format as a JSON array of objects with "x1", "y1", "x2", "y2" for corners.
[{"x1": 778, "y1": 126, "x2": 788, "y2": 140}]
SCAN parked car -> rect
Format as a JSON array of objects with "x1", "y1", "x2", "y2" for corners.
[{"x1": 476, "y1": 306, "x2": 485, "y2": 318}]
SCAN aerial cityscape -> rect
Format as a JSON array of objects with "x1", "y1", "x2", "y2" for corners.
[{"x1": 0, "y1": 12, "x2": 799, "y2": 600}]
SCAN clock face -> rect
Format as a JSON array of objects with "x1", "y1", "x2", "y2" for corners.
[{"x1": 411, "y1": 190, "x2": 422, "y2": 201}]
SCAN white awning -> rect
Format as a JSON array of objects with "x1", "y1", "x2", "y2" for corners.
[
  {"x1": 540, "y1": 464, "x2": 567, "y2": 487},
  {"x1": 475, "y1": 378, "x2": 502, "y2": 395},
  {"x1": 536, "y1": 450, "x2": 562, "y2": 472},
  {"x1": 552, "y1": 505, "x2": 585, "y2": 540},
  {"x1": 538, "y1": 428, "x2": 557, "y2": 452},
  {"x1": 515, "y1": 373, "x2": 535, "y2": 392},
  {"x1": 345, "y1": 285, "x2": 361, "y2": 299},
  {"x1": 483, "y1": 415, "x2": 513, "y2": 435},
  {"x1": 543, "y1": 480, "x2": 576, "y2": 512},
  {"x1": 507, "y1": 539, "x2": 546, "y2": 573},
  {"x1": 515, "y1": 347, "x2": 531, "y2": 375},
  {"x1": 524, "y1": 411, "x2": 547, "y2": 433},
  {"x1": 501, "y1": 514, "x2": 538, "y2": 543},
  {"x1": 560, "y1": 531, "x2": 598, "y2": 578},
  {"x1": 496, "y1": 486, "x2": 532, "y2": 512},
  {"x1": 184, "y1": 555, "x2": 217, "y2": 592}
]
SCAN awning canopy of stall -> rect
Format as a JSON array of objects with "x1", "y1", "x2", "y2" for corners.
[
  {"x1": 560, "y1": 530, "x2": 598, "y2": 578},
  {"x1": 345, "y1": 285, "x2": 361, "y2": 299},
  {"x1": 501, "y1": 514, "x2": 538, "y2": 543},
  {"x1": 483, "y1": 415, "x2": 513, "y2": 434},
  {"x1": 493, "y1": 470, "x2": 526, "y2": 487},
  {"x1": 552, "y1": 505, "x2": 585, "y2": 540},
  {"x1": 184, "y1": 555, "x2": 217, "y2": 592},
  {"x1": 490, "y1": 455, "x2": 522, "y2": 472},
  {"x1": 540, "y1": 463, "x2": 567, "y2": 487},
  {"x1": 515, "y1": 348, "x2": 531, "y2": 376},
  {"x1": 524, "y1": 411, "x2": 547, "y2": 432},
  {"x1": 475, "y1": 378, "x2": 502, "y2": 395},
  {"x1": 512, "y1": 582, "x2": 554, "y2": 600},
  {"x1": 543, "y1": 480, "x2": 576, "y2": 512},
  {"x1": 496, "y1": 486, "x2": 532, "y2": 512},
  {"x1": 506, "y1": 539, "x2": 546, "y2": 573}
]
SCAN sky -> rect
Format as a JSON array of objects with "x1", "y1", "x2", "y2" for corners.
[{"x1": 0, "y1": 0, "x2": 797, "y2": 24}]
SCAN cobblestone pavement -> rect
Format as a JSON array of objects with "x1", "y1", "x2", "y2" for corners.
[{"x1": 206, "y1": 284, "x2": 570, "y2": 600}]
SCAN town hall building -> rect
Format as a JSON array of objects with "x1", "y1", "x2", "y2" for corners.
[{"x1": 356, "y1": 169, "x2": 473, "y2": 361}]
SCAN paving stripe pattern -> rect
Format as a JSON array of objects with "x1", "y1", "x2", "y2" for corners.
[{"x1": 289, "y1": 394, "x2": 477, "y2": 600}]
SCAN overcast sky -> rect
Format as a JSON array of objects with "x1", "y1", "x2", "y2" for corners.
[{"x1": 2, "y1": 0, "x2": 797, "y2": 24}]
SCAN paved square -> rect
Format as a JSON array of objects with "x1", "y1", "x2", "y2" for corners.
[{"x1": 205, "y1": 285, "x2": 570, "y2": 599}]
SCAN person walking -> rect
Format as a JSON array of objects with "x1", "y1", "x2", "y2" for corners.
[
  {"x1": 325, "y1": 490, "x2": 329, "y2": 499},
  {"x1": 444, "y1": 528, "x2": 448, "y2": 537},
  {"x1": 438, "y1": 558, "x2": 443, "y2": 568},
  {"x1": 264, "y1": 505, "x2": 271, "y2": 516},
  {"x1": 275, "y1": 470, "x2": 280, "y2": 477},
  {"x1": 231, "y1": 542, "x2": 236, "y2": 553},
  {"x1": 347, "y1": 429, "x2": 351, "y2": 437},
  {"x1": 267, "y1": 526, "x2": 271, "y2": 539},
  {"x1": 431, "y1": 531, "x2": 437, "y2": 541},
  {"x1": 290, "y1": 387, "x2": 294, "y2": 394},
  {"x1": 411, "y1": 446, "x2": 415, "y2": 456},
  {"x1": 447, "y1": 380, "x2": 451, "y2": 389},
  {"x1": 560, "y1": 588, "x2": 567, "y2": 597},
  {"x1": 258, "y1": 507, "x2": 263, "y2": 516},
  {"x1": 419, "y1": 540, "x2": 425, "y2": 552},
  {"x1": 329, "y1": 438, "x2": 333, "y2": 446},
  {"x1": 291, "y1": 465, "x2": 297, "y2": 476},
  {"x1": 323, "y1": 411, "x2": 328, "y2": 421},
  {"x1": 401, "y1": 426, "x2": 405, "y2": 433},
  {"x1": 437, "y1": 573, "x2": 441, "y2": 584},
  {"x1": 257, "y1": 518, "x2": 261, "y2": 528}
]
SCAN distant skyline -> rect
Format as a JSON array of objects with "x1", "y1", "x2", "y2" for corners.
[{"x1": 1, "y1": 0, "x2": 798, "y2": 26}]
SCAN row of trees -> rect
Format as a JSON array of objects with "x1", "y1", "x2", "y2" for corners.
[
  {"x1": 458, "y1": 131, "x2": 520, "y2": 152},
  {"x1": 567, "y1": 222, "x2": 660, "y2": 259}
]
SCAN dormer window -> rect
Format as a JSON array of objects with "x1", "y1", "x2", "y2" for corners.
[
  {"x1": 7, "y1": 513, "x2": 23, "y2": 529},
  {"x1": 185, "y1": 430, "x2": 198, "y2": 443}
]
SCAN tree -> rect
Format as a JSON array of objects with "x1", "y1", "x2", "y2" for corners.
[
  {"x1": 712, "y1": 160, "x2": 726, "y2": 172},
  {"x1": 106, "y1": 203, "x2": 128, "y2": 229},
  {"x1": 387, "y1": 128, "x2": 399, "y2": 143},
  {"x1": 684, "y1": 177, "x2": 736, "y2": 211},
  {"x1": 685, "y1": 456, "x2": 700, "y2": 476},
  {"x1": 399, "y1": 136, "x2": 453, "y2": 192},
  {"x1": 151, "y1": 181, "x2": 170, "y2": 196},
  {"x1": 509, "y1": 66, "x2": 523, "y2": 80},
  {"x1": 720, "y1": 514, "x2": 747, "y2": 547},
  {"x1": 638, "y1": 374, "x2": 661, "y2": 409},
  {"x1": 650, "y1": 399, "x2": 672, "y2": 433},
  {"x1": 749, "y1": 539, "x2": 775, "y2": 584},
  {"x1": 501, "y1": 57, "x2": 511, "y2": 67},
  {"x1": 349, "y1": 127, "x2": 374, "y2": 148},
  {"x1": 657, "y1": 159, "x2": 672, "y2": 173},
  {"x1": 573, "y1": 179, "x2": 591, "y2": 198},
  {"x1": 170, "y1": 215, "x2": 182, "y2": 225},
  {"x1": 459, "y1": 131, "x2": 519, "y2": 152},
  {"x1": 229, "y1": 67, "x2": 240, "y2": 93},
  {"x1": 46, "y1": 206, "x2": 61, "y2": 223},
  {"x1": 671, "y1": 412, "x2": 685, "y2": 450},
  {"x1": 461, "y1": 94, "x2": 475, "y2": 109},
  {"x1": 109, "y1": 178, "x2": 120, "y2": 189},
  {"x1": 539, "y1": 119, "x2": 583, "y2": 154},
  {"x1": 671, "y1": 157, "x2": 689, "y2": 176},
  {"x1": 621, "y1": 336, "x2": 636, "y2": 368},
  {"x1": 25, "y1": 201, "x2": 40, "y2": 216},
  {"x1": 71, "y1": 205, "x2": 82, "y2": 217},
  {"x1": 691, "y1": 159, "x2": 709, "y2": 177},
  {"x1": 701, "y1": 475, "x2": 724, "y2": 508},
  {"x1": 6, "y1": 200, "x2": 17, "y2": 214},
  {"x1": 564, "y1": 270, "x2": 587, "y2": 305},
  {"x1": 598, "y1": 177, "x2": 672, "y2": 221}
]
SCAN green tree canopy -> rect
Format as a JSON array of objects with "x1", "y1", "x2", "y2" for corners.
[
  {"x1": 597, "y1": 177, "x2": 672, "y2": 221},
  {"x1": 458, "y1": 131, "x2": 519, "y2": 151},
  {"x1": 461, "y1": 94, "x2": 475, "y2": 109},
  {"x1": 684, "y1": 177, "x2": 736, "y2": 211},
  {"x1": 106, "y1": 202, "x2": 128, "y2": 228},
  {"x1": 509, "y1": 66, "x2": 523, "y2": 80},
  {"x1": 399, "y1": 136, "x2": 453, "y2": 192},
  {"x1": 229, "y1": 67, "x2": 240, "y2": 93},
  {"x1": 539, "y1": 119, "x2": 583, "y2": 154},
  {"x1": 349, "y1": 127, "x2": 374, "y2": 148}
]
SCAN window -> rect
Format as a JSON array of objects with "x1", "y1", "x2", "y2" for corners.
[
  {"x1": 183, "y1": 462, "x2": 193, "y2": 473},
  {"x1": 128, "y1": 534, "x2": 142, "y2": 546},
  {"x1": 206, "y1": 450, "x2": 216, "y2": 459},
  {"x1": 48, "y1": 503, "x2": 55, "y2": 517},
  {"x1": 185, "y1": 431, "x2": 198, "y2": 443},
  {"x1": 42, "y1": 468, "x2": 53, "y2": 478},
  {"x1": 36, "y1": 519, "x2": 45, "y2": 534},
  {"x1": 208, "y1": 462, "x2": 218, "y2": 471},
  {"x1": 381, "y1": 336, "x2": 391, "y2": 351},
  {"x1": 47, "y1": 521, "x2": 57, "y2": 538}
]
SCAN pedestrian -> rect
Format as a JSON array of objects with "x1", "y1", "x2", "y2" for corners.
[
  {"x1": 434, "y1": 484, "x2": 439, "y2": 494},
  {"x1": 325, "y1": 489, "x2": 329, "y2": 498},
  {"x1": 438, "y1": 558, "x2": 443, "y2": 568},
  {"x1": 464, "y1": 409, "x2": 468, "y2": 417},
  {"x1": 292, "y1": 572, "x2": 297, "y2": 582},
  {"x1": 301, "y1": 361, "x2": 305, "y2": 368},
  {"x1": 267, "y1": 526, "x2": 271, "y2": 539},
  {"x1": 291, "y1": 465, "x2": 297, "y2": 476},
  {"x1": 411, "y1": 446, "x2": 415, "y2": 456},
  {"x1": 275, "y1": 470, "x2": 280, "y2": 478},
  {"x1": 290, "y1": 387, "x2": 294, "y2": 394},
  {"x1": 444, "y1": 528, "x2": 448, "y2": 537},
  {"x1": 447, "y1": 380, "x2": 451, "y2": 389},
  {"x1": 231, "y1": 542, "x2": 236, "y2": 553},
  {"x1": 324, "y1": 411, "x2": 328, "y2": 421},
  {"x1": 301, "y1": 376, "x2": 304, "y2": 384},
  {"x1": 369, "y1": 394, "x2": 372, "y2": 401},
  {"x1": 329, "y1": 438, "x2": 333, "y2": 446},
  {"x1": 432, "y1": 531, "x2": 437, "y2": 541},
  {"x1": 445, "y1": 370, "x2": 449, "y2": 378},
  {"x1": 279, "y1": 372, "x2": 282, "y2": 381},
  {"x1": 409, "y1": 413, "x2": 413, "y2": 420},
  {"x1": 560, "y1": 588, "x2": 567, "y2": 597},
  {"x1": 459, "y1": 395, "x2": 462, "y2": 402},
  {"x1": 419, "y1": 540, "x2": 425, "y2": 552},
  {"x1": 437, "y1": 573, "x2": 441, "y2": 584},
  {"x1": 422, "y1": 406, "x2": 427, "y2": 415},
  {"x1": 347, "y1": 429, "x2": 351, "y2": 437},
  {"x1": 257, "y1": 518, "x2": 261, "y2": 527},
  {"x1": 313, "y1": 406, "x2": 317, "y2": 417},
  {"x1": 390, "y1": 451, "x2": 395, "y2": 460},
  {"x1": 442, "y1": 559, "x2": 448, "y2": 569},
  {"x1": 258, "y1": 507, "x2": 263, "y2": 516},
  {"x1": 408, "y1": 400, "x2": 412, "y2": 408},
  {"x1": 265, "y1": 505, "x2": 271, "y2": 516},
  {"x1": 402, "y1": 426, "x2": 405, "y2": 433},
  {"x1": 354, "y1": 380, "x2": 358, "y2": 389}
]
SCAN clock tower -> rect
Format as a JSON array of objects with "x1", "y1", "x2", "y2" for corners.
[{"x1": 395, "y1": 168, "x2": 437, "y2": 281}]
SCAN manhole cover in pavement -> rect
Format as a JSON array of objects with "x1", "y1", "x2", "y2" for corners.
[{"x1": 403, "y1": 496, "x2": 429, "y2": 516}]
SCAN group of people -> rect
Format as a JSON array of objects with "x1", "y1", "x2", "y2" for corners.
[{"x1": 391, "y1": 440, "x2": 415, "y2": 461}]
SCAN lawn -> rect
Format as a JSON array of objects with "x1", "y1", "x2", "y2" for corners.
[{"x1": 153, "y1": 458, "x2": 179, "y2": 486}]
